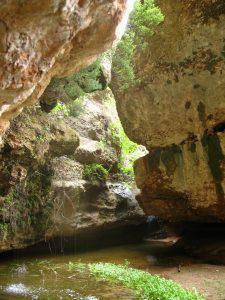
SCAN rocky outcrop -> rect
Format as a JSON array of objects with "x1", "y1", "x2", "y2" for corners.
[
  {"x1": 112, "y1": 0, "x2": 225, "y2": 221},
  {"x1": 0, "y1": 67, "x2": 143, "y2": 251},
  {"x1": 0, "y1": 0, "x2": 130, "y2": 146},
  {"x1": 47, "y1": 88, "x2": 144, "y2": 238}
]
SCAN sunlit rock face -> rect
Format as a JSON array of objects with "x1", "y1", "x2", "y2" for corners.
[
  {"x1": 112, "y1": 0, "x2": 225, "y2": 221},
  {"x1": 0, "y1": 0, "x2": 129, "y2": 145}
]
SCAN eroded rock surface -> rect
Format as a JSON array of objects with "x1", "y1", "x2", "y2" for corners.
[
  {"x1": 0, "y1": 65, "x2": 143, "y2": 251},
  {"x1": 0, "y1": 0, "x2": 129, "y2": 145},
  {"x1": 112, "y1": 0, "x2": 225, "y2": 221}
]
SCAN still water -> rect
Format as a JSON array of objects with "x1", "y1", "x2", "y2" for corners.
[
  {"x1": 0, "y1": 243, "x2": 167, "y2": 299},
  {"x1": 0, "y1": 242, "x2": 225, "y2": 299}
]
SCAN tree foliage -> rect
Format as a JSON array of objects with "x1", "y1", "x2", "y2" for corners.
[{"x1": 112, "y1": 0, "x2": 164, "y2": 91}]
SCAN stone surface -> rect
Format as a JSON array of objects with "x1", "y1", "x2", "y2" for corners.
[
  {"x1": 0, "y1": 81, "x2": 143, "y2": 251},
  {"x1": 112, "y1": 0, "x2": 225, "y2": 221},
  {"x1": 0, "y1": 0, "x2": 129, "y2": 145}
]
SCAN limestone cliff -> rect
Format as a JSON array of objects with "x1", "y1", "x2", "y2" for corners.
[
  {"x1": 0, "y1": 63, "x2": 143, "y2": 252},
  {"x1": 112, "y1": 0, "x2": 225, "y2": 221},
  {"x1": 0, "y1": 0, "x2": 129, "y2": 146}
]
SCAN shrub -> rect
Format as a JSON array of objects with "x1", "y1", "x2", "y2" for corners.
[
  {"x1": 83, "y1": 163, "x2": 109, "y2": 183},
  {"x1": 113, "y1": 0, "x2": 164, "y2": 91},
  {"x1": 65, "y1": 82, "x2": 84, "y2": 99},
  {"x1": 47, "y1": 53, "x2": 109, "y2": 110},
  {"x1": 112, "y1": 32, "x2": 136, "y2": 90},
  {"x1": 88, "y1": 263, "x2": 204, "y2": 300},
  {"x1": 51, "y1": 99, "x2": 85, "y2": 118},
  {"x1": 71, "y1": 57, "x2": 104, "y2": 94},
  {"x1": 132, "y1": 0, "x2": 165, "y2": 42}
]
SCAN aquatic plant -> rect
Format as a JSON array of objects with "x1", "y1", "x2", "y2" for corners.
[
  {"x1": 88, "y1": 263, "x2": 205, "y2": 300},
  {"x1": 67, "y1": 261, "x2": 86, "y2": 272}
]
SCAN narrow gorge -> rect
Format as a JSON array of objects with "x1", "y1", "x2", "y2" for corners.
[{"x1": 0, "y1": 0, "x2": 224, "y2": 299}]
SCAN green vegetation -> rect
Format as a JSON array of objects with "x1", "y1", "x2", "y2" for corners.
[
  {"x1": 51, "y1": 98, "x2": 85, "y2": 118},
  {"x1": 0, "y1": 169, "x2": 52, "y2": 234},
  {"x1": 113, "y1": 0, "x2": 164, "y2": 90},
  {"x1": 109, "y1": 122, "x2": 141, "y2": 178},
  {"x1": 83, "y1": 163, "x2": 109, "y2": 183},
  {"x1": 88, "y1": 263, "x2": 204, "y2": 300},
  {"x1": 49, "y1": 55, "x2": 108, "y2": 116},
  {"x1": 61, "y1": 261, "x2": 204, "y2": 299},
  {"x1": 71, "y1": 57, "x2": 103, "y2": 93},
  {"x1": 67, "y1": 261, "x2": 86, "y2": 272},
  {"x1": 0, "y1": 223, "x2": 8, "y2": 231},
  {"x1": 49, "y1": 55, "x2": 106, "y2": 108},
  {"x1": 132, "y1": 0, "x2": 165, "y2": 42},
  {"x1": 113, "y1": 32, "x2": 136, "y2": 90},
  {"x1": 64, "y1": 82, "x2": 84, "y2": 99},
  {"x1": 69, "y1": 98, "x2": 85, "y2": 117},
  {"x1": 52, "y1": 102, "x2": 69, "y2": 116},
  {"x1": 0, "y1": 223, "x2": 8, "y2": 241},
  {"x1": 45, "y1": 53, "x2": 110, "y2": 117}
]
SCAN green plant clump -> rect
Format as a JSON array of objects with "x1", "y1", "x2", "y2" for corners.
[
  {"x1": 52, "y1": 102, "x2": 69, "y2": 116},
  {"x1": 46, "y1": 54, "x2": 108, "y2": 113},
  {"x1": 110, "y1": 122, "x2": 140, "y2": 178},
  {"x1": 67, "y1": 261, "x2": 86, "y2": 272},
  {"x1": 83, "y1": 163, "x2": 109, "y2": 183},
  {"x1": 88, "y1": 263, "x2": 205, "y2": 300},
  {"x1": 0, "y1": 169, "x2": 53, "y2": 234},
  {"x1": 69, "y1": 98, "x2": 85, "y2": 117},
  {"x1": 70, "y1": 57, "x2": 104, "y2": 94},
  {"x1": 0, "y1": 223, "x2": 8, "y2": 241},
  {"x1": 51, "y1": 98, "x2": 85, "y2": 118},
  {"x1": 113, "y1": 0, "x2": 164, "y2": 90},
  {"x1": 132, "y1": 0, "x2": 165, "y2": 42},
  {"x1": 113, "y1": 31, "x2": 136, "y2": 91}
]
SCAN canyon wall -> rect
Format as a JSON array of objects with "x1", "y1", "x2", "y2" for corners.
[
  {"x1": 0, "y1": 0, "x2": 128, "y2": 146},
  {"x1": 112, "y1": 0, "x2": 225, "y2": 221},
  {"x1": 0, "y1": 61, "x2": 143, "y2": 251}
]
